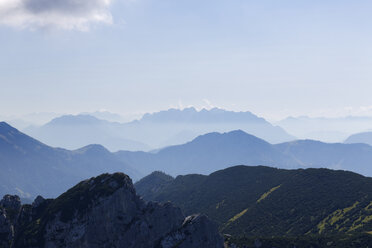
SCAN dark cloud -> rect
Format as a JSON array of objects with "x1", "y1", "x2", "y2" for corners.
[
  {"x1": 0, "y1": 0, "x2": 113, "y2": 30},
  {"x1": 23, "y1": 0, "x2": 107, "y2": 14}
]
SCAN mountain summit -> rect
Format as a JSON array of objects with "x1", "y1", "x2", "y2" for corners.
[
  {"x1": 116, "y1": 130, "x2": 297, "y2": 176},
  {"x1": 140, "y1": 107, "x2": 266, "y2": 123},
  {"x1": 1, "y1": 173, "x2": 223, "y2": 248},
  {"x1": 134, "y1": 107, "x2": 294, "y2": 145}
]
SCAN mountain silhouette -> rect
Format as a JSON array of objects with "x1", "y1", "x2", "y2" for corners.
[
  {"x1": 136, "y1": 166, "x2": 372, "y2": 239},
  {"x1": 118, "y1": 130, "x2": 372, "y2": 177},
  {"x1": 116, "y1": 130, "x2": 298, "y2": 176},
  {"x1": 345, "y1": 131, "x2": 372, "y2": 146},
  {"x1": 24, "y1": 115, "x2": 151, "y2": 152},
  {"x1": 0, "y1": 122, "x2": 141, "y2": 199},
  {"x1": 23, "y1": 108, "x2": 295, "y2": 151}
]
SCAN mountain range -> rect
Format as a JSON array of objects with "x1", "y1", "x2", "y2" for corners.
[
  {"x1": 23, "y1": 107, "x2": 295, "y2": 151},
  {"x1": 276, "y1": 115, "x2": 372, "y2": 143},
  {"x1": 23, "y1": 115, "x2": 151, "y2": 152},
  {"x1": 117, "y1": 130, "x2": 372, "y2": 177},
  {"x1": 115, "y1": 130, "x2": 297, "y2": 176},
  {"x1": 3, "y1": 119, "x2": 372, "y2": 247},
  {"x1": 5, "y1": 120, "x2": 372, "y2": 199},
  {"x1": 0, "y1": 122, "x2": 141, "y2": 199}
]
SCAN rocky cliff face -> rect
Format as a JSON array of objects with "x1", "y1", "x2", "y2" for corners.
[
  {"x1": 0, "y1": 195, "x2": 21, "y2": 248},
  {"x1": 0, "y1": 173, "x2": 223, "y2": 248}
]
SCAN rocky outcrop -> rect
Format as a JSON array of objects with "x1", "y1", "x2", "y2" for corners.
[
  {"x1": 0, "y1": 173, "x2": 223, "y2": 248},
  {"x1": 0, "y1": 195, "x2": 22, "y2": 248},
  {"x1": 161, "y1": 214, "x2": 223, "y2": 248},
  {"x1": 31, "y1": 196, "x2": 45, "y2": 209},
  {"x1": 0, "y1": 195, "x2": 21, "y2": 211},
  {"x1": 0, "y1": 207, "x2": 13, "y2": 248}
]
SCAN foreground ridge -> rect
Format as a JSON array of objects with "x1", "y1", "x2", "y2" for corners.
[{"x1": 0, "y1": 173, "x2": 223, "y2": 248}]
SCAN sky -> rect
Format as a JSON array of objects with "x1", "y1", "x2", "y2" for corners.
[{"x1": 1, "y1": 0, "x2": 372, "y2": 121}]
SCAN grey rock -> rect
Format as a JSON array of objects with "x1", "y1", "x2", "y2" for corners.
[
  {"x1": 4, "y1": 173, "x2": 223, "y2": 248},
  {"x1": 0, "y1": 195, "x2": 21, "y2": 211},
  {"x1": 161, "y1": 214, "x2": 224, "y2": 248},
  {"x1": 32, "y1": 196, "x2": 45, "y2": 208},
  {"x1": 0, "y1": 207, "x2": 13, "y2": 248}
]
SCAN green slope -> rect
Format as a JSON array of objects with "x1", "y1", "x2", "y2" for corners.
[{"x1": 135, "y1": 165, "x2": 372, "y2": 238}]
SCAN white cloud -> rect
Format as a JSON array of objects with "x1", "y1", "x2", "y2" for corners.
[{"x1": 0, "y1": 0, "x2": 114, "y2": 31}]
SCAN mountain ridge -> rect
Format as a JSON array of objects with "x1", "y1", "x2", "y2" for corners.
[
  {"x1": 117, "y1": 129, "x2": 372, "y2": 177},
  {"x1": 5, "y1": 121, "x2": 372, "y2": 199},
  {"x1": 115, "y1": 130, "x2": 298, "y2": 176},
  {"x1": 0, "y1": 172, "x2": 223, "y2": 248},
  {"x1": 135, "y1": 165, "x2": 372, "y2": 239},
  {"x1": 23, "y1": 108, "x2": 295, "y2": 151},
  {"x1": 0, "y1": 122, "x2": 141, "y2": 199},
  {"x1": 345, "y1": 131, "x2": 372, "y2": 146}
]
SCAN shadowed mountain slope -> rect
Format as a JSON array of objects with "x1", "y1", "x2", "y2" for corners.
[
  {"x1": 24, "y1": 115, "x2": 151, "y2": 152},
  {"x1": 116, "y1": 130, "x2": 298, "y2": 176},
  {"x1": 118, "y1": 130, "x2": 372, "y2": 177},
  {"x1": 135, "y1": 166, "x2": 372, "y2": 238},
  {"x1": 134, "y1": 171, "x2": 174, "y2": 200},
  {"x1": 0, "y1": 122, "x2": 141, "y2": 199},
  {"x1": 275, "y1": 140, "x2": 372, "y2": 176},
  {"x1": 0, "y1": 173, "x2": 223, "y2": 248}
]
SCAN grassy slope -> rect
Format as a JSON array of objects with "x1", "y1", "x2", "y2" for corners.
[{"x1": 136, "y1": 166, "x2": 372, "y2": 238}]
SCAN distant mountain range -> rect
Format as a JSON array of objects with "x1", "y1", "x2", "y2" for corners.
[
  {"x1": 117, "y1": 130, "x2": 372, "y2": 177},
  {"x1": 0, "y1": 122, "x2": 141, "y2": 199},
  {"x1": 275, "y1": 140, "x2": 372, "y2": 176},
  {"x1": 4, "y1": 121, "x2": 372, "y2": 199},
  {"x1": 135, "y1": 166, "x2": 372, "y2": 243},
  {"x1": 23, "y1": 107, "x2": 295, "y2": 151},
  {"x1": 23, "y1": 115, "x2": 151, "y2": 152},
  {"x1": 116, "y1": 130, "x2": 297, "y2": 176},
  {"x1": 276, "y1": 115, "x2": 372, "y2": 143}
]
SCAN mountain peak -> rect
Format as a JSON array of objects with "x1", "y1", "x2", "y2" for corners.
[
  {"x1": 139, "y1": 107, "x2": 263, "y2": 123},
  {"x1": 74, "y1": 144, "x2": 111, "y2": 155},
  {"x1": 0, "y1": 122, "x2": 47, "y2": 150},
  {"x1": 10, "y1": 173, "x2": 223, "y2": 247},
  {"x1": 192, "y1": 130, "x2": 269, "y2": 145},
  {"x1": 31, "y1": 172, "x2": 138, "y2": 228},
  {"x1": 0, "y1": 121, "x2": 19, "y2": 134},
  {"x1": 47, "y1": 114, "x2": 104, "y2": 126},
  {"x1": 52, "y1": 172, "x2": 135, "y2": 222},
  {"x1": 134, "y1": 171, "x2": 174, "y2": 199}
]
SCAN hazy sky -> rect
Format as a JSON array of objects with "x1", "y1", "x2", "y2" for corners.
[{"x1": 1, "y1": 0, "x2": 372, "y2": 120}]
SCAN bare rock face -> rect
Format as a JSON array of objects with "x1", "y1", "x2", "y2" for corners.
[
  {"x1": 0, "y1": 173, "x2": 224, "y2": 248},
  {"x1": 0, "y1": 207, "x2": 13, "y2": 248},
  {"x1": 31, "y1": 196, "x2": 45, "y2": 208},
  {"x1": 0, "y1": 195, "x2": 22, "y2": 248},
  {"x1": 0, "y1": 195, "x2": 21, "y2": 211},
  {"x1": 161, "y1": 214, "x2": 224, "y2": 248}
]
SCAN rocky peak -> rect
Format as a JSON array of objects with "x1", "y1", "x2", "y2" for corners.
[
  {"x1": 43, "y1": 172, "x2": 141, "y2": 224},
  {"x1": 0, "y1": 195, "x2": 21, "y2": 211},
  {"x1": 1, "y1": 172, "x2": 223, "y2": 248},
  {"x1": 0, "y1": 195, "x2": 20, "y2": 248},
  {"x1": 32, "y1": 195, "x2": 45, "y2": 208},
  {"x1": 161, "y1": 214, "x2": 223, "y2": 248}
]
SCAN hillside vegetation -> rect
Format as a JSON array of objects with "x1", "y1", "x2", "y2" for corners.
[{"x1": 135, "y1": 166, "x2": 372, "y2": 238}]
